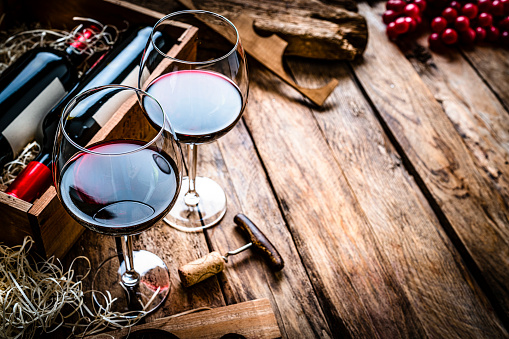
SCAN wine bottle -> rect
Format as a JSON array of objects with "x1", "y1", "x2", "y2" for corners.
[
  {"x1": 5, "y1": 26, "x2": 168, "y2": 202},
  {"x1": 0, "y1": 26, "x2": 100, "y2": 169}
]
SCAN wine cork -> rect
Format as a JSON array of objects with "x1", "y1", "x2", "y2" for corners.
[{"x1": 178, "y1": 251, "x2": 225, "y2": 287}]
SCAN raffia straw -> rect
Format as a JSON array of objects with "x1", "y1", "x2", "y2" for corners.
[
  {"x1": 0, "y1": 17, "x2": 121, "y2": 73},
  {"x1": 0, "y1": 141, "x2": 40, "y2": 186},
  {"x1": 0, "y1": 237, "x2": 90, "y2": 338},
  {"x1": 0, "y1": 238, "x2": 163, "y2": 339}
]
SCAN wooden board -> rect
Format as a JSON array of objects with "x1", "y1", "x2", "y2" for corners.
[
  {"x1": 34, "y1": 0, "x2": 509, "y2": 338},
  {"x1": 402, "y1": 35, "x2": 509, "y2": 215},
  {"x1": 284, "y1": 55, "x2": 506, "y2": 337},
  {"x1": 462, "y1": 46, "x2": 509, "y2": 112},
  {"x1": 88, "y1": 298, "x2": 280, "y2": 339},
  {"x1": 202, "y1": 123, "x2": 332, "y2": 338},
  {"x1": 353, "y1": 2, "x2": 509, "y2": 319}
]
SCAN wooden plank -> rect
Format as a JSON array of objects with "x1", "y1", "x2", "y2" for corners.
[
  {"x1": 196, "y1": 121, "x2": 332, "y2": 338},
  {"x1": 88, "y1": 298, "x2": 280, "y2": 339},
  {"x1": 22, "y1": 0, "x2": 165, "y2": 30},
  {"x1": 29, "y1": 189, "x2": 84, "y2": 259},
  {"x1": 0, "y1": 191, "x2": 34, "y2": 247},
  {"x1": 239, "y1": 61, "x2": 427, "y2": 338},
  {"x1": 353, "y1": 1, "x2": 509, "y2": 319},
  {"x1": 403, "y1": 36, "x2": 509, "y2": 217},
  {"x1": 285, "y1": 55, "x2": 508, "y2": 337},
  {"x1": 462, "y1": 46, "x2": 509, "y2": 111}
]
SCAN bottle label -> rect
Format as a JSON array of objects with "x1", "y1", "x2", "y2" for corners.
[
  {"x1": 2, "y1": 77, "x2": 66, "y2": 157},
  {"x1": 93, "y1": 65, "x2": 146, "y2": 127}
]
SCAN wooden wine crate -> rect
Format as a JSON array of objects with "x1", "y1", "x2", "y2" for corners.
[{"x1": 0, "y1": 0, "x2": 197, "y2": 258}]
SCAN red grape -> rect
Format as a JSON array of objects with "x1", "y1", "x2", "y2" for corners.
[
  {"x1": 455, "y1": 16, "x2": 471, "y2": 31},
  {"x1": 500, "y1": 30, "x2": 509, "y2": 46},
  {"x1": 450, "y1": 1, "x2": 462, "y2": 10},
  {"x1": 477, "y1": 0, "x2": 492, "y2": 13},
  {"x1": 431, "y1": 16, "x2": 448, "y2": 32},
  {"x1": 404, "y1": 16, "x2": 418, "y2": 32},
  {"x1": 487, "y1": 25, "x2": 500, "y2": 41},
  {"x1": 460, "y1": 27, "x2": 477, "y2": 43},
  {"x1": 441, "y1": 28, "x2": 459, "y2": 44},
  {"x1": 428, "y1": 32, "x2": 443, "y2": 49},
  {"x1": 475, "y1": 26, "x2": 487, "y2": 41},
  {"x1": 394, "y1": 17, "x2": 411, "y2": 34},
  {"x1": 502, "y1": 0, "x2": 509, "y2": 15},
  {"x1": 414, "y1": 0, "x2": 427, "y2": 12},
  {"x1": 383, "y1": 10, "x2": 399, "y2": 24},
  {"x1": 442, "y1": 7, "x2": 459, "y2": 22},
  {"x1": 492, "y1": 0, "x2": 505, "y2": 16},
  {"x1": 382, "y1": 0, "x2": 508, "y2": 47},
  {"x1": 462, "y1": 3, "x2": 479, "y2": 19},
  {"x1": 387, "y1": 22, "x2": 400, "y2": 39},
  {"x1": 499, "y1": 17, "x2": 509, "y2": 31},
  {"x1": 387, "y1": 0, "x2": 407, "y2": 13},
  {"x1": 404, "y1": 3, "x2": 421, "y2": 18},
  {"x1": 478, "y1": 12, "x2": 493, "y2": 26}
]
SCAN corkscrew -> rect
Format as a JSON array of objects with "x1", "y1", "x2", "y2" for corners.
[{"x1": 178, "y1": 214, "x2": 284, "y2": 287}]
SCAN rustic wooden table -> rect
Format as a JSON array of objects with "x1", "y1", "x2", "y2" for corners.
[{"x1": 59, "y1": 1, "x2": 509, "y2": 338}]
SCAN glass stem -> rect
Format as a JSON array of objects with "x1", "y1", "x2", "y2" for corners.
[
  {"x1": 120, "y1": 235, "x2": 140, "y2": 287},
  {"x1": 184, "y1": 144, "x2": 200, "y2": 206}
]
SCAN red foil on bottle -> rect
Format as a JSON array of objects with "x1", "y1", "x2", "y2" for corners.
[{"x1": 6, "y1": 162, "x2": 52, "y2": 202}]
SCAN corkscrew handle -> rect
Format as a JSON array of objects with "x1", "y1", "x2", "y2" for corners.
[{"x1": 234, "y1": 213, "x2": 284, "y2": 271}]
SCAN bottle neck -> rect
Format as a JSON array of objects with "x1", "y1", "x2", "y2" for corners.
[{"x1": 65, "y1": 26, "x2": 100, "y2": 65}]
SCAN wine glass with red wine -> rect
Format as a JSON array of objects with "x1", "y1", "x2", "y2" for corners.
[
  {"x1": 139, "y1": 10, "x2": 248, "y2": 231},
  {"x1": 52, "y1": 85, "x2": 182, "y2": 316}
]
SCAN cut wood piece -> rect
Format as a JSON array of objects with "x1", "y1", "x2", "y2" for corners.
[
  {"x1": 180, "y1": 0, "x2": 367, "y2": 61},
  {"x1": 354, "y1": 2, "x2": 509, "y2": 318},
  {"x1": 88, "y1": 298, "x2": 281, "y2": 339},
  {"x1": 230, "y1": 14, "x2": 339, "y2": 106},
  {"x1": 176, "y1": 2, "x2": 339, "y2": 106}
]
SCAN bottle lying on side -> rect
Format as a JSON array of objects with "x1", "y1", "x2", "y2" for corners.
[
  {"x1": 5, "y1": 26, "x2": 169, "y2": 202},
  {"x1": 0, "y1": 24, "x2": 101, "y2": 169}
]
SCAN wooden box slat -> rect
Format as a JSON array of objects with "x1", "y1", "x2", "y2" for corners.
[{"x1": 89, "y1": 298, "x2": 281, "y2": 339}]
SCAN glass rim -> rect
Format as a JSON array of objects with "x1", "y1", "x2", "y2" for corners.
[
  {"x1": 59, "y1": 84, "x2": 169, "y2": 156},
  {"x1": 151, "y1": 9, "x2": 240, "y2": 65}
]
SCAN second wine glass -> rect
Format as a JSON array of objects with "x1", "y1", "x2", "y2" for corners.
[{"x1": 139, "y1": 10, "x2": 249, "y2": 231}]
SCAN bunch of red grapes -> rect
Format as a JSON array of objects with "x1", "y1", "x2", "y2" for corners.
[{"x1": 383, "y1": 0, "x2": 509, "y2": 48}]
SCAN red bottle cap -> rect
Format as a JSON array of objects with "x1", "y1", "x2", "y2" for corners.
[
  {"x1": 5, "y1": 161, "x2": 52, "y2": 202},
  {"x1": 69, "y1": 25, "x2": 101, "y2": 54}
]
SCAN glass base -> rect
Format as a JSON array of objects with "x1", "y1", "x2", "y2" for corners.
[
  {"x1": 92, "y1": 250, "x2": 170, "y2": 318},
  {"x1": 164, "y1": 176, "x2": 226, "y2": 232}
]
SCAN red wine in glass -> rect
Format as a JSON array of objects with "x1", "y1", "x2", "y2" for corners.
[
  {"x1": 139, "y1": 10, "x2": 249, "y2": 231},
  {"x1": 145, "y1": 70, "x2": 244, "y2": 144},
  {"x1": 58, "y1": 140, "x2": 180, "y2": 236}
]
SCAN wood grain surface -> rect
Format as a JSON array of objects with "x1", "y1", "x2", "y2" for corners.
[
  {"x1": 34, "y1": 0, "x2": 509, "y2": 338},
  {"x1": 462, "y1": 46, "x2": 509, "y2": 112},
  {"x1": 285, "y1": 56, "x2": 506, "y2": 337},
  {"x1": 354, "y1": 1, "x2": 509, "y2": 321}
]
